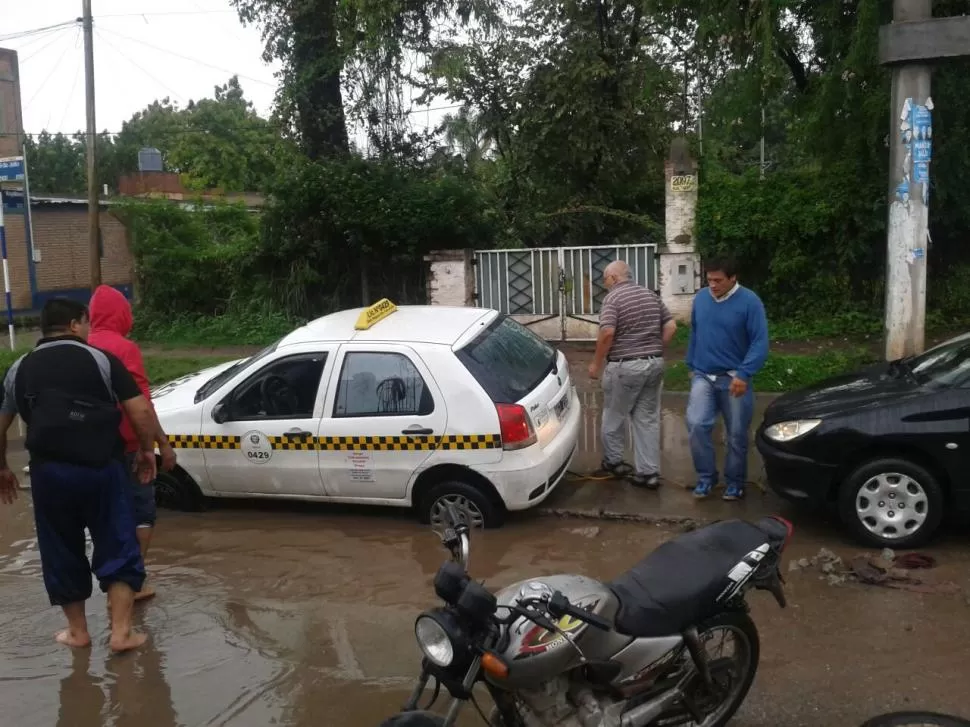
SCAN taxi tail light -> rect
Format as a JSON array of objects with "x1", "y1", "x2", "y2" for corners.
[{"x1": 496, "y1": 404, "x2": 537, "y2": 451}]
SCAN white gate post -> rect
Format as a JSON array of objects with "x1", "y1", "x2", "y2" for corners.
[{"x1": 660, "y1": 138, "x2": 700, "y2": 322}]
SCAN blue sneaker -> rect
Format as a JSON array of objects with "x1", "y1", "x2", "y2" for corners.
[
  {"x1": 693, "y1": 482, "x2": 714, "y2": 499},
  {"x1": 722, "y1": 484, "x2": 745, "y2": 501}
]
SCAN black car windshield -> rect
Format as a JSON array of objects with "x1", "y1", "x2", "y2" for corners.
[
  {"x1": 194, "y1": 339, "x2": 281, "y2": 403},
  {"x1": 907, "y1": 333, "x2": 970, "y2": 388}
]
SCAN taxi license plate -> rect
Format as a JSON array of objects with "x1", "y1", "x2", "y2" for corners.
[{"x1": 554, "y1": 393, "x2": 570, "y2": 421}]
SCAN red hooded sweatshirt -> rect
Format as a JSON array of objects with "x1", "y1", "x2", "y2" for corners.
[{"x1": 88, "y1": 285, "x2": 152, "y2": 454}]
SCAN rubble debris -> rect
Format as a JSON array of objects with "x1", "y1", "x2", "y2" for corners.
[
  {"x1": 568, "y1": 526, "x2": 601, "y2": 539},
  {"x1": 787, "y1": 548, "x2": 960, "y2": 595}
]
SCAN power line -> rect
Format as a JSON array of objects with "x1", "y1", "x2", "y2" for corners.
[
  {"x1": 0, "y1": 20, "x2": 77, "y2": 42},
  {"x1": 10, "y1": 103, "x2": 465, "y2": 138},
  {"x1": 55, "y1": 52, "x2": 83, "y2": 133},
  {"x1": 17, "y1": 26, "x2": 75, "y2": 65},
  {"x1": 94, "y1": 28, "x2": 186, "y2": 104},
  {"x1": 23, "y1": 28, "x2": 79, "y2": 112},
  {"x1": 97, "y1": 25, "x2": 276, "y2": 88},
  {"x1": 97, "y1": 10, "x2": 237, "y2": 19}
]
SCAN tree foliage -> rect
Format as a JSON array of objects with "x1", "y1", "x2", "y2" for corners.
[{"x1": 24, "y1": 77, "x2": 282, "y2": 195}]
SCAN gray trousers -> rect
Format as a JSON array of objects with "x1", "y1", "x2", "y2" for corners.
[{"x1": 601, "y1": 358, "x2": 665, "y2": 475}]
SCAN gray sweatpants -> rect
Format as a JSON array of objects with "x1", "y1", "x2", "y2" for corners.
[{"x1": 601, "y1": 358, "x2": 665, "y2": 476}]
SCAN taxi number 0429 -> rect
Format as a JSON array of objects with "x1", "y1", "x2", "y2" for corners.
[{"x1": 247, "y1": 450, "x2": 271, "y2": 461}]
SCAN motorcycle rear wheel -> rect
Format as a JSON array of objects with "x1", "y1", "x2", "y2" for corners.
[
  {"x1": 657, "y1": 610, "x2": 761, "y2": 727},
  {"x1": 860, "y1": 713, "x2": 970, "y2": 727}
]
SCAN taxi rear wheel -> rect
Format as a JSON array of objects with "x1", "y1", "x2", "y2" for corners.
[
  {"x1": 419, "y1": 481, "x2": 503, "y2": 529},
  {"x1": 154, "y1": 468, "x2": 206, "y2": 512}
]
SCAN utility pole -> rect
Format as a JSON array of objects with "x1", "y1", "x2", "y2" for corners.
[
  {"x1": 879, "y1": 3, "x2": 970, "y2": 359},
  {"x1": 883, "y1": 0, "x2": 931, "y2": 361},
  {"x1": 82, "y1": 0, "x2": 101, "y2": 289}
]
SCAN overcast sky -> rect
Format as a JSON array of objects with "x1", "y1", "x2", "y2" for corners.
[{"x1": 3, "y1": 0, "x2": 451, "y2": 144}]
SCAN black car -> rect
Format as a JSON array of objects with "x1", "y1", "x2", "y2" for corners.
[{"x1": 757, "y1": 333, "x2": 970, "y2": 548}]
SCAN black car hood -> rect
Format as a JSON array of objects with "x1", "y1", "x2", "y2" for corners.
[{"x1": 764, "y1": 363, "x2": 921, "y2": 424}]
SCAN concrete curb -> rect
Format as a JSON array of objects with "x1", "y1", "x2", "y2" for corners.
[{"x1": 537, "y1": 506, "x2": 702, "y2": 529}]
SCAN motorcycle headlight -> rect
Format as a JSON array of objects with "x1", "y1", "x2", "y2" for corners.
[
  {"x1": 415, "y1": 614, "x2": 455, "y2": 667},
  {"x1": 764, "y1": 419, "x2": 822, "y2": 442}
]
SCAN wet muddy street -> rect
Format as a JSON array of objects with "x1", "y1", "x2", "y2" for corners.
[{"x1": 2, "y1": 495, "x2": 970, "y2": 727}]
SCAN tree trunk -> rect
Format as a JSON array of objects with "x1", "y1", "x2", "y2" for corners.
[{"x1": 290, "y1": 0, "x2": 350, "y2": 159}]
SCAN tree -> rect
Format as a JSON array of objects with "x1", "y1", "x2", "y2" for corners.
[{"x1": 113, "y1": 76, "x2": 286, "y2": 191}]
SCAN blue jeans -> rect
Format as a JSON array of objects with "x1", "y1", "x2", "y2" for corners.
[{"x1": 685, "y1": 374, "x2": 755, "y2": 490}]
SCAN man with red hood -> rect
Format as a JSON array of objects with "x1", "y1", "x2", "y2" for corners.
[{"x1": 88, "y1": 285, "x2": 176, "y2": 601}]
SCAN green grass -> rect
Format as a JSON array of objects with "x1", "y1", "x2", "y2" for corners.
[
  {"x1": 145, "y1": 355, "x2": 239, "y2": 384},
  {"x1": 133, "y1": 309, "x2": 298, "y2": 348},
  {"x1": 662, "y1": 348, "x2": 878, "y2": 392}
]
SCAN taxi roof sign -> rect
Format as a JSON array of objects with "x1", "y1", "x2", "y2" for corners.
[{"x1": 355, "y1": 298, "x2": 397, "y2": 330}]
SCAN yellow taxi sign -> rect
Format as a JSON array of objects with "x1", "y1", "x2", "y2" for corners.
[{"x1": 355, "y1": 298, "x2": 397, "y2": 330}]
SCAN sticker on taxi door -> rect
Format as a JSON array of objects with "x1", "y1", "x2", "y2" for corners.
[{"x1": 243, "y1": 431, "x2": 274, "y2": 464}]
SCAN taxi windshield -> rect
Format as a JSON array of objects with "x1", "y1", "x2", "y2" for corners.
[{"x1": 194, "y1": 339, "x2": 281, "y2": 403}]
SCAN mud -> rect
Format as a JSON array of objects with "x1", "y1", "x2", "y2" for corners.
[{"x1": 1, "y1": 498, "x2": 969, "y2": 727}]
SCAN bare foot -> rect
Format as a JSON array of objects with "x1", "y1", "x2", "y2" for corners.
[
  {"x1": 55, "y1": 629, "x2": 92, "y2": 648},
  {"x1": 109, "y1": 631, "x2": 148, "y2": 653},
  {"x1": 134, "y1": 586, "x2": 156, "y2": 602}
]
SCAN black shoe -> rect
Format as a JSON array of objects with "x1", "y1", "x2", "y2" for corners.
[
  {"x1": 600, "y1": 459, "x2": 634, "y2": 478},
  {"x1": 629, "y1": 473, "x2": 660, "y2": 490}
]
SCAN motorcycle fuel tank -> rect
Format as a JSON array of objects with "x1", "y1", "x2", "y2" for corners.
[{"x1": 487, "y1": 575, "x2": 633, "y2": 690}]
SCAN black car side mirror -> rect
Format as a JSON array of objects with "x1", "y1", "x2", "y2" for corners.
[{"x1": 212, "y1": 401, "x2": 230, "y2": 424}]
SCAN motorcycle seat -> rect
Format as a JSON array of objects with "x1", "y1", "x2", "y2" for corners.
[{"x1": 607, "y1": 519, "x2": 774, "y2": 638}]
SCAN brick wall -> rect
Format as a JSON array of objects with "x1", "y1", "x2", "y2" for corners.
[{"x1": 2, "y1": 205, "x2": 132, "y2": 310}]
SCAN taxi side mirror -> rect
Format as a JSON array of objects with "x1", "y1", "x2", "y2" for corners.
[{"x1": 212, "y1": 401, "x2": 230, "y2": 424}]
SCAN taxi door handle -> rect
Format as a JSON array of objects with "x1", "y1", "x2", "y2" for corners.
[
  {"x1": 403, "y1": 427, "x2": 434, "y2": 435},
  {"x1": 284, "y1": 429, "x2": 313, "y2": 438}
]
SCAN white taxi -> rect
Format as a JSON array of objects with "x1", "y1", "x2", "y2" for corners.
[{"x1": 151, "y1": 300, "x2": 581, "y2": 527}]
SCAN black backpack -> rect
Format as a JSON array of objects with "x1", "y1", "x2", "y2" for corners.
[{"x1": 10, "y1": 340, "x2": 122, "y2": 468}]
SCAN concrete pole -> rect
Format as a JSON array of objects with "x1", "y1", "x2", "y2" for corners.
[
  {"x1": 884, "y1": 0, "x2": 932, "y2": 361},
  {"x1": 82, "y1": 0, "x2": 101, "y2": 289}
]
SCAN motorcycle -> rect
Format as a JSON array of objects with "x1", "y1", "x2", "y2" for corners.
[{"x1": 388, "y1": 507, "x2": 793, "y2": 727}]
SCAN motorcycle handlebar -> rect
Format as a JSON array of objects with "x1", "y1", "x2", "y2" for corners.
[{"x1": 548, "y1": 591, "x2": 611, "y2": 631}]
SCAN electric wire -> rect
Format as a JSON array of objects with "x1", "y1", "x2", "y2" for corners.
[
  {"x1": 94, "y1": 28, "x2": 186, "y2": 104},
  {"x1": 22, "y1": 28, "x2": 79, "y2": 112},
  {"x1": 17, "y1": 26, "x2": 76, "y2": 65},
  {"x1": 54, "y1": 35, "x2": 84, "y2": 134},
  {"x1": 97, "y1": 25, "x2": 275, "y2": 88}
]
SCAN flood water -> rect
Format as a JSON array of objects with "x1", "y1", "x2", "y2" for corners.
[
  {"x1": 1, "y1": 384, "x2": 969, "y2": 726},
  {"x1": 2, "y1": 497, "x2": 970, "y2": 727}
]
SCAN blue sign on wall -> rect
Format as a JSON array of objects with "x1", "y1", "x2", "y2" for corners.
[
  {"x1": 914, "y1": 161, "x2": 930, "y2": 185},
  {"x1": 0, "y1": 157, "x2": 25, "y2": 183},
  {"x1": 0, "y1": 189, "x2": 25, "y2": 211}
]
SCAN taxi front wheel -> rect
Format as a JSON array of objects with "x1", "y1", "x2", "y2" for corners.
[{"x1": 418, "y1": 481, "x2": 504, "y2": 530}]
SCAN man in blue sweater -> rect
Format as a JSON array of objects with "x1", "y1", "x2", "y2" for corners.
[{"x1": 685, "y1": 256, "x2": 769, "y2": 500}]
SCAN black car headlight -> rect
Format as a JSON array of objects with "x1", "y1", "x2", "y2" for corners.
[
  {"x1": 764, "y1": 419, "x2": 821, "y2": 442},
  {"x1": 415, "y1": 610, "x2": 463, "y2": 668}
]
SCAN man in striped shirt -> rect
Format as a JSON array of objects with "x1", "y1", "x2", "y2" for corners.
[{"x1": 588, "y1": 261, "x2": 677, "y2": 488}]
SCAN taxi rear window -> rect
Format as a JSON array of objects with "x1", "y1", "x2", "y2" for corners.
[{"x1": 455, "y1": 315, "x2": 556, "y2": 403}]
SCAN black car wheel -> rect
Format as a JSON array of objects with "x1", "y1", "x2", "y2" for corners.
[
  {"x1": 838, "y1": 458, "x2": 944, "y2": 549},
  {"x1": 154, "y1": 468, "x2": 206, "y2": 512},
  {"x1": 418, "y1": 480, "x2": 504, "y2": 529}
]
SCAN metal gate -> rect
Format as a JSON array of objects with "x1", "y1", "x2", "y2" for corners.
[{"x1": 474, "y1": 244, "x2": 658, "y2": 341}]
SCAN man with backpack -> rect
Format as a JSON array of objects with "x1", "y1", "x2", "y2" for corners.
[
  {"x1": 0, "y1": 298, "x2": 159, "y2": 652},
  {"x1": 88, "y1": 284, "x2": 177, "y2": 601}
]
